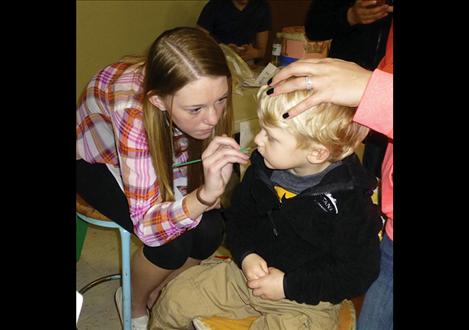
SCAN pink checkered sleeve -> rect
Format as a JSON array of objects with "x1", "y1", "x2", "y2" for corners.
[
  {"x1": 113, "y1": 107, "x2": 200, "y2": 246},
  {"x1": 77, "y1": 60, "x2": 201, "y2": 247}
]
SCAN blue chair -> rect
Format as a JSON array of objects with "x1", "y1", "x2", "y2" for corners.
[{"x1": 76, "y1": 195, "x2": 132, "y2": 330}]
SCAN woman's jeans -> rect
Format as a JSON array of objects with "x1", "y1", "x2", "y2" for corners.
[{"x1": 357, "y1": 233, "x2": 393, "y2": 330}]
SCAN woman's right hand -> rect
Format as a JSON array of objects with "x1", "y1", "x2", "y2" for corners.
[
  {"x1": 269, "y1": 58, "x2": 373, "y2": 119},
  {"x1": 347, "y1": 0, "x2": 393, "y2": 26},
  {"x1": 198, "y1": 135, "x2": 250, "y2": 204}
]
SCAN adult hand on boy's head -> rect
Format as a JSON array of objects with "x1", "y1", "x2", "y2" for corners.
[{"x1": 268, "y1": 58, "x2": 372, "y2": 119}]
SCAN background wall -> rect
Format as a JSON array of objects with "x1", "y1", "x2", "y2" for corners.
[
  {"x1": 268, "y1": 0, "x2": 312, "y2": 37},
  {"x1": 77, "y1": 0, "x2": 313, "y2": 102},
  {"x1": 76, "y1": 0, "x2": 207, "y2": 102},
  {"x1": 264, "y1": 0, "x2": 312, "y2": 63}
]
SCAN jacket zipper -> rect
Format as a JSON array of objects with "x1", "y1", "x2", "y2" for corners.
[{"x1": 267, "y1": 210, "x2": 279, "y2": 237}]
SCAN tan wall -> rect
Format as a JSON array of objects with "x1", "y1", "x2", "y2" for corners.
[{"x1": 76, "y1": 0, "x2": 207, "y2": 102}]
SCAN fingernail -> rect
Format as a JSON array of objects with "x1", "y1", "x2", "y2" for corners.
[
  {"x1": 282, "y1": 112, "x2": 289, "y2": 119},
  {"x1": 267, "y1": 78, "x2": 272, "y2": 85},
  {"x1": 266, "y1": 88, "x2": 274, "y2": 95}
]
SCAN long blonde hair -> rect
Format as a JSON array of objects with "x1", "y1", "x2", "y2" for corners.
[{"x1": 143, "y1": 27, "x2": 233, "y2": 201}]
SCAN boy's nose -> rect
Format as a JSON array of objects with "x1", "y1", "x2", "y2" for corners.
[{"x1": 253, "y1": 132, "x2": 263, "y2": 146}]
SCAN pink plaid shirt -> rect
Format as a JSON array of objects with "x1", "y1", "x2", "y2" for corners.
[{"x1": 76, "y1": 59, "x2": 201, "y2": 246}]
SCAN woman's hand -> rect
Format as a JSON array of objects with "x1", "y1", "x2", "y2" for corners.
[
  {"x1": 269, "y1": 58, "x2": 373, "y2": 119},
  {"x1": 199, "y1": 135, "x2": 250, "y2": 204},
  {"x1": 347, "y1": 0, "x2": 393, "y2": 26}
]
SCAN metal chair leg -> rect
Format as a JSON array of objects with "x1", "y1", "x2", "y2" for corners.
[
  {"x1": 119, "y1": 227, "x2": 132, "y2": 330},
  {"x1": 79, "y1": 274, "x2": 121, "y2": 294},
  {"x1": 76, "y1": 213, "x2": 133, "y2": 330}
]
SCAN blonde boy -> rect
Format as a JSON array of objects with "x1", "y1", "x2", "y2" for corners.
[{"x1": 150, "y1": 85, "x2": 382, "y2": 330}]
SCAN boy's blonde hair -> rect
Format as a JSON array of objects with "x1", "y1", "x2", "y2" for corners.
[{"x1": 257, "y1": 84, "x2": 369, "y2": 162}]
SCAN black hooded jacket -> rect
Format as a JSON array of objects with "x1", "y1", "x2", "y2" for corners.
[{"x1": 223, "y1": 150, "x2": 382, "y2": 305}]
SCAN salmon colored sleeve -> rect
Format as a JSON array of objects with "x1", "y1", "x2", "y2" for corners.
[{"x1": 354, "y1": 70, "x2": 393, "y2": 140}]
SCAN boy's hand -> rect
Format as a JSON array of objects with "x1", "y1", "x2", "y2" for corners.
[
  {"x1": 247, "y1": 267, "x2": 285, "y2": 301},
  {"x1": 241, "y1": 253, "x2": 269, "y2": 281}
]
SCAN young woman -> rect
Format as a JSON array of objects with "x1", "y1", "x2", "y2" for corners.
[{"x1": 76, "y1": 27, "x2": 249, "y2": 329}]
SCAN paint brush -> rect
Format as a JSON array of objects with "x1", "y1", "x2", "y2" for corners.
[{"x1": 172, "y1": 146, "x2": 255, "y2": 168}]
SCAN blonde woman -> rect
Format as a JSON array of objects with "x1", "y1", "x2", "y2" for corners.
[{"x1": 76, "y1": 27, "x2": 249, "y2": 329}]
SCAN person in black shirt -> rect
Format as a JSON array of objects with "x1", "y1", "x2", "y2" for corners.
[{"x1": 197, "y1": 0, "x2": 272, "y2": 64}]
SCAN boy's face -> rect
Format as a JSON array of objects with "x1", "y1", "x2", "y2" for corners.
[{"x1": 254, "y1": 124, "x2": 311, "y2": 174}]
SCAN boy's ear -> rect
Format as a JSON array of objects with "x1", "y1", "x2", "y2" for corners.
[
  {"x1": 306, "y1": 145, "x2": 330, "y2": 164},
  {"x1": 149, "y1": 95, "x2": 167, "y2": 111}
]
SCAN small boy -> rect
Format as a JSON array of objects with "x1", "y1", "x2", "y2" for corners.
[{"x1": 150, "y1": 85, "x2": 382, "y2": 330}]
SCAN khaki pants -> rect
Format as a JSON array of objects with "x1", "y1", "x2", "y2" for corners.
[{"x1": 150, "y1": 258, "x2": 341, "y2": 330}]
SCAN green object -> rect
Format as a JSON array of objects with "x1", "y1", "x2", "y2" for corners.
[
  {"x1": 76, "y1": 217, "x2": 88, "y2": 261},
  {"x1": 173, "y1": 146, "x2": 254, "y2": 168}
]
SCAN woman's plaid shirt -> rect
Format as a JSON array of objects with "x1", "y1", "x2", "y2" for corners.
[{"x1": 76, "y1": 60, "x2": 201, "y2": 246}]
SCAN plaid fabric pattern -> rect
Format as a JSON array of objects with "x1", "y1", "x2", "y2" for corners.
[{"x1": 76, "y1": 59, "x2": 200, "y2": 246}]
